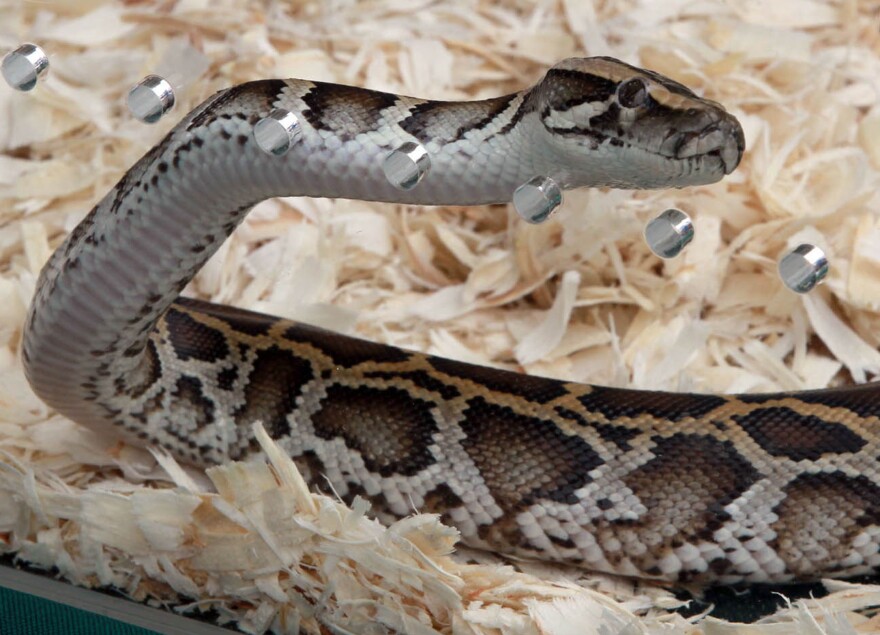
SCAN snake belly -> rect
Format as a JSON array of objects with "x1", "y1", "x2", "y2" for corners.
[{"x1": 21, "y1": 57, "x2": 880, "y2": 584}]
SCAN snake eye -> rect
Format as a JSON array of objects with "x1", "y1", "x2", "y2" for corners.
[{"x1": 616, "y1": 78, "x2": 649, "y2": 109}]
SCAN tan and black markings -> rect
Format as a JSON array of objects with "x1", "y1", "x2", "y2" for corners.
[
  {"x1": 399, "y1": 94, "x2": 523, "y2": 144},
  {"x1": 23, "y1": 57, "x2": 879, "y2": 584},
  {"x1": 769, "y1": 472, "x2": 880, "y2": 577},
  {"x1": 97, "y1": 297, "x2": 880, "y2": 583},
  {"x1": 299, "y1": 83, "x2": 401, "y2": 140}
]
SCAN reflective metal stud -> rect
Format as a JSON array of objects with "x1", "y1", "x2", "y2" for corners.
[
  {"x1": 2, "y1": 43, "x2": 49, "y2": 91},
  {"x1": 383, "y1": 141, "x2": 431, "y2": 190},
  {"x1": 778, "y1": 243, "x2": 829, "y2": 293},
  {"x1": 253, "y1": 108, "x2": 302, "y2": 156},
  {"x1": 127, "y1": 75, "x2": 175, "y2": 124},
  {"x1": 644, "y1": 208, "x2": 694, "y2": 258},
  {"x1": 513, "y1": 176, "x2": 563, "y2": 224}
]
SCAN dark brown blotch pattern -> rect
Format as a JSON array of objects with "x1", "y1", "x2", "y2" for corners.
[
  {"x1": 770, "y1": 472, "x2": 880, "y2": 577},
  {"x1": 733, "y1": 406, "x2": 867, "y2": 461},
  {"x1": 310, "y1": 384, "x2": 438, "y2": 477},
  {"x1": 300, "y1": 82, "x2": 399, "y2": 140},
  {"x1": 460, "y1": 397, "x2": 601, "y2": 510},
  {"x1": 165, "y1": 308, "x2": 230, "y2": 363},
  {"x1": 233, "y1": 345, "x2": 316, "y2": 440},
  {"x1": 216, "y1": 365, "x2": 238, "y2": 391},
  {"x1": 618, "y1": 434, "x2": 760, "y2": 543}
]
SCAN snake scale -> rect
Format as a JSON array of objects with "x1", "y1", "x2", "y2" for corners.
[{"x1": 21, "y1": 57, "x2": 880, "y2": 585}]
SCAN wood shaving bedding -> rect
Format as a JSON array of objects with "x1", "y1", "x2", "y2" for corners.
[{"x1": 2, "y1": 0, "x2": 880, "y2": 633}]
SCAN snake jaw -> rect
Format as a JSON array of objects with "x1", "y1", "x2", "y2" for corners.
[{"x1": 668, "y1": 116, "x2": 745, "y2": 175}]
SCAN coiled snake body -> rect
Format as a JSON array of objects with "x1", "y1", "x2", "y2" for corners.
[{"x1": 22, "y1": 57, "x2": 880, "y2": 584}]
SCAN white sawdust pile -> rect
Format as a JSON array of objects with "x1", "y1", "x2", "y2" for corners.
[{"x1": 2, "y1": 1, "x2": 880, "y2": 633}]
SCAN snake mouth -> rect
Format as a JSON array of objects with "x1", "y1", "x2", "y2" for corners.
[{"x1": 666, "y1": 117, "x2": 745, "y2": 175}]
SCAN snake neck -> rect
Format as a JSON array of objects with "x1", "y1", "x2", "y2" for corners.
[{"x1": 21, "y1": 79, "x2": 552, "y2": 433}]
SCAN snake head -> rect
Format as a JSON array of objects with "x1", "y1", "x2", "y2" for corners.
[{"x1": 535, "y1": 57, "x2": 745, "y2": 189}]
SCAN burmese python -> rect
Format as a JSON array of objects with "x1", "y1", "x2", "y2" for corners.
[{"x1": 21, "y1": 57, "x2": 880, "y2": 585}]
